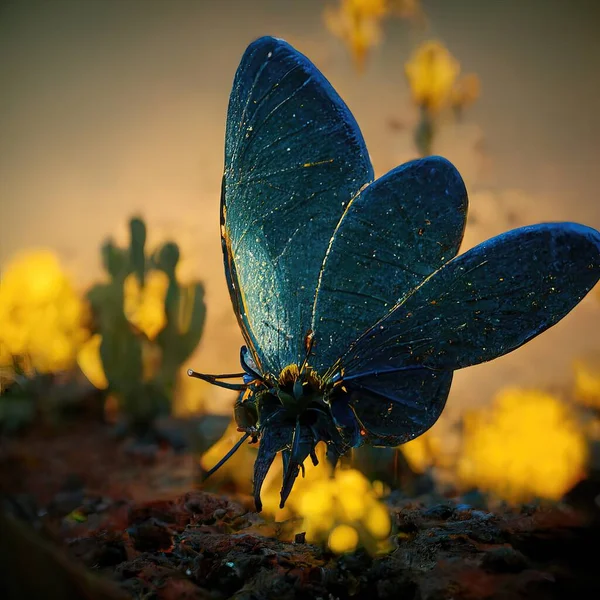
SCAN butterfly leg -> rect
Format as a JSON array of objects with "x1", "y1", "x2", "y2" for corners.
[
  {"x1": 326, "y1": 444, "x2": 341, "y2": 471},
  {"x1": 252, "y1": 419, "x2": 290, "y2": 512},
  {"x1": 309, "y1": 448, "x2": 319, "y2": 466},
  {"x1": 280, "y1": 420, "x2": 315, "y2": 508},
  {"x1": 253, "y1": 438, "x2": 278, "y2": 512}
]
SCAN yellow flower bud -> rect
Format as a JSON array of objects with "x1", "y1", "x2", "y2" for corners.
[
  {"x1": 328, "y1": 524, "x2": 359, "y2": 554},
  {"x1": 0, "y1": 250, "x2": 90, "y2": 374},
  {"x1": 457, "y1": 388, "x2": 588, "y2": 503},
  {"x1": 338, "y1": 490, "x2": 367, "y2": 521},
  {"x1": 405, "y1": 40, "x2": 460, "y2": 113},
  {"x1": 123, "y1": 270, "x2": 169, "y2": 340},
  {"x1": 336, "y1": 468, "x2": 370, "y2": 493},
  {"x1": 364, "y1": 501, "x2": 391, "y2": 539}
]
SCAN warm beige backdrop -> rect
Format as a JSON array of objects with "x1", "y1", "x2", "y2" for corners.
[{"x1": 2, "y1": 0, "x2": 600, "y2": 418}]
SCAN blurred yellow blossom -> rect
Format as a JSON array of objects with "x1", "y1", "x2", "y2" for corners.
[
  {"x1": 457, "y1": 388, "x2": 588, "y2": 503},
  {"x1": 328, "y1": 524, "x2": 359, "y2": 554},
  {"x1": 325, "y1": 0, "x2": 422, "y2": 72},
  {"x1": 405, "y1": 40, "x2": 460, "y2": 113},
  {"x1": 0, "y1": 250, "x2": 90, "y2": 374},
  {"x1": 324, "y1": 0, "x2": 384, "y2": 72},
  {"x1": 400, "y1": 425, "x2": 451, "y2": 473},
  {"x1": 123, "y1": 270, "x2": 168, "y2": 340},
  {"x1": 294, "y1": 467, "x2": 391, "y2": 555},
  {"x1": 261, "y1": 442, "x2": 331, "y2": 520},
  {"x1": 198, "y1": 430, "x2": 392, "y2": 554},
  {"x1": 349, "y1": 0, "x2": 388, "y2": 18},
  {"x1": 364, "y1": 501, "x2": 391, "y2": 538}
]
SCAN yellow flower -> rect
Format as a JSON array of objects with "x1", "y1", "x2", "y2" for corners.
[
  {"x1": 328, "y1": 524, "x2": 359, "y2": 553},
  {"x1": 261, "y1": 442, "x2": 331, "y2": 520},
  {"x1": 199, "y1": 430, "x2": 392, "y2": 554},
  {"x1": 123, "y1": 270, "x2": 169, "y2": 340},
  {"x1": 404, "y1": 40, "x2": 460, "y2": 113},
  {"x1": 325, "y1": 1, "x2": 425, "y2": 72},
  {"x1": 77, "y1": 334, "x2": 109, "y2": 390},
  {"x1": 294, "y1": 467, "x2": 391, "y2": 555},
  {"x1": 400, "y1": 424, "x2": 454, "y2": 473},
  {"x1": 364, "y1": 501, "x2": 391, "y2": 538},
  {"x1": 401, "y1": 431, "x2": 438, "y2": 474},
  {"x1": 457, "y1": 388, "x2": 588, "y2": 503},
  {"x1": 348, "y1": 0, "x2": 388, "y2": 18},
  {"x1": 336, "y1": 468, "x2": 371, "y2": 493},
  {"x1": 298, "y1": 479, "x2": 336, "y2": 519},
  {"x1": 2, "y1": 251, "x2": 64, "y2": 305},
  {"x1": 0, "y1": 250, "x2": 90, "y2": 374},
  {"x1": 324, "y1": 0, "x2": 384, "y2": 72}
]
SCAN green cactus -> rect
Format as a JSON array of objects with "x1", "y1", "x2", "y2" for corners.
[
  {"x1": 154, "y1": 242, "x2": 206, "y2": 370},
  {"x1": 129, "y1": 217, "x2": 147, "y2": 286},
  {"x1": 86, "y1": 216, "x2": 206, "y2": 437}
]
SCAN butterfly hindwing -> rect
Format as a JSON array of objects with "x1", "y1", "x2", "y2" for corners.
[
  {"x1": 346, "y1": 368, "x2": 453, "y2": 447},
  {"x1": 222, "y1": 36, "x2": 373, "y2": 377},
  {"x1": 341, "y1": 222, "x2": 600, "y2": 377},
  {"x1": 311, "y1": 156, "x2": 468, "y2": 374}
]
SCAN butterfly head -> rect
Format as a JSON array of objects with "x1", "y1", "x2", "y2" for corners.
[
  {"x1": 189, "y1": 345, "x2": 361, "y2": 511},
  {"x1": 238, "y1": 357, "x2": 346, "y2": 511}
]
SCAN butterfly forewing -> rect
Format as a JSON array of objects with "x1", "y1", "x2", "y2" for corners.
[
  {"x1": 311, "y1": 156, "x2": 468, "y2": 374},
  {"x1": 222, "y1": 36, "x2": 373, "y2": 376}
]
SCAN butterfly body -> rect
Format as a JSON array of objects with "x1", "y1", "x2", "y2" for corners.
[{"x1": 188, "y1": 36, "x2": 600, "y2": 512}]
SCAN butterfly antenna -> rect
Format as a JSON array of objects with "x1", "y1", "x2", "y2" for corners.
[
  {"x1": 187, "y1": 369, "x2": 247, "y2": 391},
  {"x1": 201, "y1": 431, "x2": 251, "y2": 481}
]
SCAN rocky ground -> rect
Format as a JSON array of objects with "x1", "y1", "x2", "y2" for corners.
[{"x1": 1, "y1": 422, "x2": 599, "y2": 600}]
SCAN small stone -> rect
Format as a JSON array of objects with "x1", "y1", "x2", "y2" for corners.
[
  {"x1": 481, "y1": 546, "x2": 529, "y2": 573},
  {"x1": 423, "y1": 504, "x2": 454, "y2": 520},
  {"x1": 127, "y1": 518, "x2": 174, "y2": 553},
  {"x1": 294, "y1": 531, "x2": 306, "y2": 544}
]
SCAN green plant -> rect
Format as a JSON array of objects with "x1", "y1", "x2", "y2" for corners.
[{"x1": 83, "y1": 217, "x2": 206, "y2": 436}]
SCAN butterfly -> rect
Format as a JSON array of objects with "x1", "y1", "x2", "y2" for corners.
[{"x1": 189, "y1": 36, "x2": 600, "y2": 512}]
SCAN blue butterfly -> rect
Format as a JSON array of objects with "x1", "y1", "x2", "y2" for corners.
[{"x1": 189, "y1": 36, "x2": 600, "y2": 511}]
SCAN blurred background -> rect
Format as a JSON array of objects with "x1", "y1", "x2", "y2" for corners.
[{"x1": 2, "y1": 0, "x2": 600, "y2": 540}]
